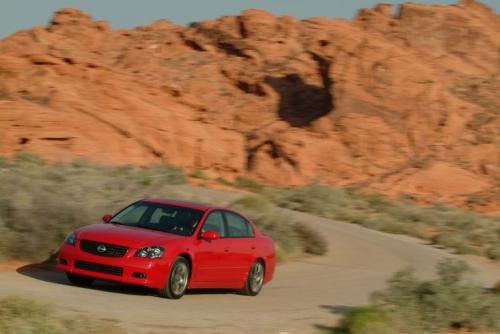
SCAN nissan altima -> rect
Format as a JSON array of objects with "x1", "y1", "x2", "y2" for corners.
[{"x1": 57, "y1": 199, "x2": 276, "y2": 299}]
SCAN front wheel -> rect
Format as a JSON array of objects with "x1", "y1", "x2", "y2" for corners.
[
  {"x1": 158, "y1": 257, "x2": 190, "y2": 299},
  {"x1": 66, "y1": 273, "x2": 94, "y2": 286},
  {"x1": 241, "y1": 260, "x2": 265, "y2": 296}
]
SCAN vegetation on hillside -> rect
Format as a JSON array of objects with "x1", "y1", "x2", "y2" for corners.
[
  {"x1": 1, "y1": 153, "x2": 498, "y2": 263},
  {"x1": 246, "y1": 183, "x2": 500, "y2": 262},
  {"x1": 0, "y1": 154, "x2": 325, "y2": 262},
  {"x1": 331, "y1": 259, "x2": 500, "y2": 334}
]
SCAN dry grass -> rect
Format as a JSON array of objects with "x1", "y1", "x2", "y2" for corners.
[
  {"x1": 0, "y1": 154, "x2": 320, "y2": 262},
  {"x1": 333, "y1": 259, "x2": 500, "y2": 334},
  {"x1": 0, "y1": 153, "x2": 186, "y2": 261},
  {"x1": 0, "y1": 296, "x2": 125, "y2": 334},
  {"x1": 265, "y1": 184, "x2": 500, "y2": 262}
]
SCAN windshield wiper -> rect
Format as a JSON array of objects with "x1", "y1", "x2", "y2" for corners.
[{"x1": 139, "y1": 225, "x2": 166, "y2": 232}]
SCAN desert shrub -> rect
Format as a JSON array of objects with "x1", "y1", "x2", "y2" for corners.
[
  {"x1": 230, "y1": 195, "x2": 273, "y2": 213},
  {"x1": 215, "y1": 177, "x2": 233, "y2": 186},
  {"x1": 189, "y1": 168, "x2": 208, "y2": 179},
  {"x1": 0, "y1": 296, "x2": 125, "y2": 334},
  {"x1": 13, "y1": 151, "x2": 46, "y2": 166},
  {"x1": 147, "y1": 164, "x2": 186, "y2": 184},
  {"x1": 370, "y1": 258, "x2": 500, "y2": 333},
  {"x1": 294, "y1": 223, "x2": 328, "y2": 255},
  {"x1": 337, "y1": 307, "x2": 395, "y2": 334},
  {"x1": 0, "y1": 156, "x2": 8, "y2": 167},
  {"x1": 0, "y1": 154, "x2": 187, "y2": 261},
  {"x1": 271, "y1": 184, "x2": 359, "y2": 218},
  {"x1": 267, "y1": 184, "x2": 500, "y2": 262},
  {"x1": 494, "y1": 281, "x2": 500, "y2": 294},
  {"x1": 433, "y1": 232, "x2": 476, "y2": 255},
  {"x1": 250, "y1": 213, "x2": 300, "y2": 257},
  {"x1": 233, "y1": 176, "x2": 264, "y2": 192},
  {"x1": 229, "y1": 195, "x2": 328, "y2": 259},
  {"x1": 230, "y1": 195, "x2": 299, "y2": 256},
  {"x1": 486, "y1": 243, "x2": 500, "y2": 260},
  {"x1": 0, "y1": 155, "x2": 318, "y2": 263}
]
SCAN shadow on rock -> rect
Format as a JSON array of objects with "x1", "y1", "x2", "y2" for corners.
[{"x1": 264, "y1": 72, "x2": 333, "y2": 127}]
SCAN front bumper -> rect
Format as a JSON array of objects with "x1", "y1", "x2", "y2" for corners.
[{"x1": 56, "y1": 242, "x2": 170, "y2": 289}]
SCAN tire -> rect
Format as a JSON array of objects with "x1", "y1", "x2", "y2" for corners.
[
  {"x1": 158, "y1": 257, "x2": 190, "y2": 299},
  {"x1": 67, "y1": 273, "x2": 94, "y2": 286},
  {"x1": 241, "y1": 260, "x2": 265, "y2": 296}
]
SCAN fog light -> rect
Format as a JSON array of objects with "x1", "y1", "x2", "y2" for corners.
[
  {"x1": 58, "y1": 258, "x2": 68, "y2": 265},
  {"x1": 132, "y1": 272, "x2": 147, "y2": 279}
]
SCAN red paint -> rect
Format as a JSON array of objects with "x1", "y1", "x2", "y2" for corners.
[
  {"x1": 200, "y1": 230, "x2": 220, "y2": 240},
  {"x1": 56, "y1": 199, "x2": 276, "y2": 292},
  {"x1": 101, "y1": 214, "x2": 112, "y2": 224}
]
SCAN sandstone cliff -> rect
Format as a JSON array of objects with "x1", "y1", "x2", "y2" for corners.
[{"x1": 0, "y1": 1, "x2": 499, "y2": 211}]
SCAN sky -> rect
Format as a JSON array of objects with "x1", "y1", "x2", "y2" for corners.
[{"x1": 1, "y1": 0, "x2": 499, "y2": 38}]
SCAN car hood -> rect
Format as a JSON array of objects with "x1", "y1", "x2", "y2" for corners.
[{"x1": 76, "y1": 223, "x2": 184, "y2": 248}]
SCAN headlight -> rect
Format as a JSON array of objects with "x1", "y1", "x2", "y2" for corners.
[
  {"x1": 64, "y1": 232, "x2": 76, "y2": 246},
  {"x1": 134, "y1": 246, "x2": 165, "y2": 259}
]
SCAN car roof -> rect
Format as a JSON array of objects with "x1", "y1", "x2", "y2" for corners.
[{"x1": 141, "y1": 198, "x2": 224, "y2": 212}]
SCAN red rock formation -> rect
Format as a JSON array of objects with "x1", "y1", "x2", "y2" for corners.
[{"x1": 0, "y1": 1, "x2": 499, "y2": 211}]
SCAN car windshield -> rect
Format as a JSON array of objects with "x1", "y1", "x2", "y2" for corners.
[{"x1": 110, "y1": 201, "x2": 204, "y2": 236}]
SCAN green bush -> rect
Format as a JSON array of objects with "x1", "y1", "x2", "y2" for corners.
[
  {"x1": 0, "y1": 297, "x2": 125, "y2": 334},
  {"x1": 338, "y1": 307, "x2": 395, "y2": 334},
  {"x1": 370, "y1": 258, "x2": 500, "y2": 333}
]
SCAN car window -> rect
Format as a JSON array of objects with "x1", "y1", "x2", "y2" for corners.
[
  {"x1": 111, "y1": 203, "x2": 148, "y2": 224},
  {"x1": 110, "y1": 202, "x2": 203, "y2": 236},
  {"x1": 201, "y1": 211, "x2": 225, "y2": 237},
  {"x1": 149, "y1": 206, "x2": 177, "y2": 224},
  {"x1": 225, "y1": 212, "x2": 254, "y2": 237}
]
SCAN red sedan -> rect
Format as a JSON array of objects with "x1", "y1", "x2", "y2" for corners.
[{"x1": 57, "y1": 199, "x2": 276, "y2": 299}]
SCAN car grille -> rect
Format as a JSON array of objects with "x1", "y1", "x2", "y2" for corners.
[
  {"x1": 80, "y1": 239, "x2": 128, "y2": 257},
  {"x1": 74, "y1": 260, "x2": 123, "y2": 276}
]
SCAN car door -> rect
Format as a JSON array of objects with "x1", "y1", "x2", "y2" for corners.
[
  {"x1": 222, "y1": 211, "x2": 256, "y2": 281},
  {"x1": 192, "y1": 210, "x2": 233, "y2": 284}
]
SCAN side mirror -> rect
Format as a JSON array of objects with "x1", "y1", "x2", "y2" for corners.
[
  {"x1": 201, "y1": 230, "x2": 220, "y2": 241},
  {"x1": 102, "y1": 214, "x2": 112, "y2": 224}
]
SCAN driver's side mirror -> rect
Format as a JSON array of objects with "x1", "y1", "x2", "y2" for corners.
[
  {"x1": 102, "y1": 214, "x2": 112, "y2": 224},
  {"x1": 201, "y1": 230, "x2": 220, "y2": 241}
]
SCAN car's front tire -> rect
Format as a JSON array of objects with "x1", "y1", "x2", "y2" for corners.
[
  {"x1": 66, "y1": 273, "x2": 94, "y2": 286},
  {"x1": 159, "y1": 257, "x2": 190, "y2": 299},
  {"x1": 241, "y1": 260, "x2": 265, "y2": 296}
]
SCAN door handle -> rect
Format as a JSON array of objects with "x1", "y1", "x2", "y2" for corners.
[
  {"x1": 251, "y1": 245, "x2": 256, "y2": 250},
  {"x1": 224, "y1": 248, "x2": 229, "y2": 252}
]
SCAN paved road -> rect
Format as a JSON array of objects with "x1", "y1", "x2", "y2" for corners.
[{"x1": 1, "y1": 205, "x2": 499, "y2": 334}]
